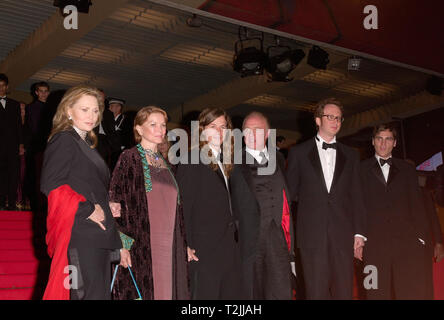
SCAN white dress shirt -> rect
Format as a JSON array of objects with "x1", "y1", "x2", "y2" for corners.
[
  {"x1": 315, "y1": 134, "x2": 336, "y2": 193},
  {"x1": 245, "y1": 146, "x2": 269, "y2": 164},
  {"x1": 316, "y1": 135, "x2": 367, "y2": 242},
  {"x1": 0, "y1": 96, "x2": 6, "y2": 109},
  {"x1": 375, "y1": 154, "x2": 391, "y2": 182},
  {"x1": 209, "y1": 146, "x2": 228, "y2": 190}
]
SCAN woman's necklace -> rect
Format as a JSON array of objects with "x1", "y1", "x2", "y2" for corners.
[{"x1": 144, "y1": 147, "x2": 160, "y2": 161}]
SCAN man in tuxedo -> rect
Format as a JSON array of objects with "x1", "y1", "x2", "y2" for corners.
[
  {"x1": 286, "y1": 98, "x2": 366, "y2": 299},
  {"x1": 230, "y1": 112, "x2": 295, "y2": 299},
  {"x1": 0, "y1": 73, "x2": 24, "y2": 210},
  {"x1": 93, "y1": 90, "x2": 118, "y2": 167},
  {"x1": 108, "y1": 98, "x2": 130, "y2": 169},
  {"x1": 25, "y1": 82, "x2": 50, "y2": 211},
  {"x1": 276, "y1": 135, "x2": 288, "y2": 159},
  {"x1": 360, "y1": 123, "x2": 432, "y2": 299}
]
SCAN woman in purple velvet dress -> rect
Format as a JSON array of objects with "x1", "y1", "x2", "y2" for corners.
[{"x1": 109, "y1": 106, "x2": 190, "y2": 300}]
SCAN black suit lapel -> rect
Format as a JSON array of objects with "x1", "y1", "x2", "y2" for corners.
[
  {"x1": 308, "y1": 140, "x2": 328, "y2": 193},
  {"x1": 371, "y1": 158, "x2": 387, "y2": 186},
  {"x1": 69, "y1": 130, "x2": 110, "y2": 188},
  {"x1": 387, "y1": 161, "x2": 399, "y2": 186},
  {"x1": 240, "y1": 150, "x2": 258, "y2": 198},
  {"x1": 330, "y1": 144, "x2": 345, "y2": 192},
  {"x1": 214, "y1": 162, "x2": 228, "y2": 191}
]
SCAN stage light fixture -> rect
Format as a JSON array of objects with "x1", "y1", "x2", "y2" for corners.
[
  {"x1": 186, "y1": 14, "x2": 203, "y2": 28},
  {"x1": 307, "y1": 45, "x2": 329, "y2": 70},
  {"x1": 53, "y1": 0, "x2": 92, "y2": 13},
  {"x1": 266, "y1": 46, "x2": 305, "y2": 82},
  {"x1": 233, "y1": 38, "x2": 267, "y2": 77},
  {"x1": 348, "y1": 56, "x2": 361, "y2": 71}
]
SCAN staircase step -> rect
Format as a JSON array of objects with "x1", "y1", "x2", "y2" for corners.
[
  {"x1": 0, "y1": 220, "x2": 33, "y2": 230},
  {"x1": 0, "y1": 261, "x2": 42, "y2": 274},
  {"x1": 0, "y1": 229, "x2": 34, "y2": 239},
  {"x1": 0, "y1": 211, "x2": 33, "y2": 221},
  {"x1": 0, "y1": 249, "x2": 39, "y2": 262},
  {"x1": 0, "y1": 239, "x2": 34, "y2": 250},
  {"x1": 0, "y1": 287, "x2": 35, "y2": 300},
  {"x1": 0, "y1": 274, "x2": 38, "y2": 289}
]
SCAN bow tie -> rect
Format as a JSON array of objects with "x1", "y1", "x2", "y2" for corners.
[
  {"x1": 322, "y1": 142, "x2": 337, "y2": 150},
  {"x1": 379, "y1": 157, "x2": 393, "y2": 166},
  {"x1": 0, "y1": 96, "x2": 5, "y2": 100}
]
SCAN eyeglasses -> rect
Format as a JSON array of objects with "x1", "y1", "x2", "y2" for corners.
[{"x1": 322, "y1": 114, "x2": 344, "y2": 123}]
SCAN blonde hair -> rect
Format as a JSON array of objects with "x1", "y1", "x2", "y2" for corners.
[
  {"x1": 133, "y1": 106, "x2": 168, "y2": 144},
  {"x1": 198, "y1": 108, "x2": 234, "y2": 177},
  {"x1": 49, "y1": 86, "x2": 104, "y2": 148}
]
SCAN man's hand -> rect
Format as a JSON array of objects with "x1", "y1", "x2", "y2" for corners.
[
  {"x1": 187, "y1": 247, "x2": 199, "y2": 262},
  {"x1": 19, "y1": 144, "x2": 25, "y2": 156},
  {"x1": 354, "y1": 236, "x2": 365, "y2": 261},
  {"x1": 435, "y1": 243, "x2": 444, "y2": 263}
]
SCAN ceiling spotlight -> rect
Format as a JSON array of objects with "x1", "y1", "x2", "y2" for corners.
[
  {"x1": 53, "y1": 0, "x2": 92, "y2": 13},
  {"x1": 233, "y1": 38, "x2": 267, "y2": 77},
  {"x1": 307, "y1": 45, "x2": 329, "y2": 70},
  {"x1": 348, "y1": 56, "x2": 361, "y2": 71},
  {"x1": 266, "y1": 46, "x2": 305, "y2": 82},
  {"x1": 186, "y1": 14, "x2": 203, "y2": 28}
]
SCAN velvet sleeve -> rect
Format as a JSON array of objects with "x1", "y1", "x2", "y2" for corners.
[{"x1": 109, "y1": 150, "x2": 133, "y2": 237}]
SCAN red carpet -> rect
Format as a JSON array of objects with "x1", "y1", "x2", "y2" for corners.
[{"x1": 0, "y1": 211, "x2": 49, "y2": 300}]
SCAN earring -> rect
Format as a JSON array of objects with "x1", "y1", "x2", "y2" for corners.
[{"x1": 68, "y1": 115, "x2": 72, "y2": 120}]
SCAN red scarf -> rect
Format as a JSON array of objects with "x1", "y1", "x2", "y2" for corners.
[{"x1": 43, "y1": 185, "x2": 85, "y2": 300}]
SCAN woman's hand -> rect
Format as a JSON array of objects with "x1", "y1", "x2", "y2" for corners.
[
  {"x1": 120, "y1": 249, "x2": 132, "y2": 268},
  {"x1": 87, "y1": 204, "x2": 106, "y2": 230},
  {"x1": 187, "y1": 247, "x2": 199, "y2": 262},
  {"x1": 109, "y1": 202, "x2": 121, "y2": 218}
]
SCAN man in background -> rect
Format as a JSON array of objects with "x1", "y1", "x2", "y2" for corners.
[{"x1": 0, "y1": 73, "x2": 24, "y2": 210}]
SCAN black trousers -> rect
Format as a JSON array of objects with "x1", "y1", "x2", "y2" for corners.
[
  {"x1": 189, "y1": 235, "x2": 244, "y2": 300},
  {"x1": 364, "y1": 238, "x2": 430, "y2": 300},
  {"x1": 299, "y1": 243, "x2": 354, "y2": 300},
  {"x1": 68, "y1": 246, "x2": 112, "y2": 300},
  {"x1": 0, "y1": 150, "x2": 19, "y2": 207}
]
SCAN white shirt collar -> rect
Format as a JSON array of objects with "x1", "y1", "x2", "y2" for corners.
[
  {"x1": 209, "y1": 145, "x2": 221, "y2": 160},
  {"x1": 73, "y1": 125, "x2": 87, "y2": 140},
  {"x1": 316, "y1": 134, "x2": 336, "y2": 146},
  {"x1": 245, "y1": 146, "x2": 269, "y2": 162},
  {"x1": 375, "y1": 154, "x2": 392, "y2": 166}
]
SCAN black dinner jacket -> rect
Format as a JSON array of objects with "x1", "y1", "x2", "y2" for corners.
[
  {"x1": 175, "y1": 151, "x2": 238, "y2": 266},
  {"x1": 230, "y1": 149, "x2": 294, "y2": 259},
  {"x1": 286, "y1": 137, "x2": 366, "y2": 250},
  {"x1": 40, "y1": 129, "x2": 121, "y2": 249},
  {"x1": 0, "y1": 97, "x2": 23, "y2": 152},
  {"x1": 359, "y1": 156, "x2": 432, "y2": 251}
]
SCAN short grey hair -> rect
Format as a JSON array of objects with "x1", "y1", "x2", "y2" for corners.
[{"x1": 242, "y1": 111, "x2": 270, "y2": 130}]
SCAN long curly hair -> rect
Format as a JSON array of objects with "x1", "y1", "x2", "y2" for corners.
[
  {"x1": 197, "y1": 108, "x2": 234, "y2": 177},
  {"x1": 48, "y1": 85, "x2": 104, "y2": 148}
]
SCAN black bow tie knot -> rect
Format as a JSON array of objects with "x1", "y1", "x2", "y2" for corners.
[
  {"x1": 379, "y1": 157, "x2": 393, "y2": 166},
  {"x1": 322, "y1": 142, "x2": 337, "y2": 150}
]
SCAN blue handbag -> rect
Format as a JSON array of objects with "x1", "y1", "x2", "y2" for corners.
[{"x1": 111, "y1": 265, "x2": 142, "y2": 300}]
